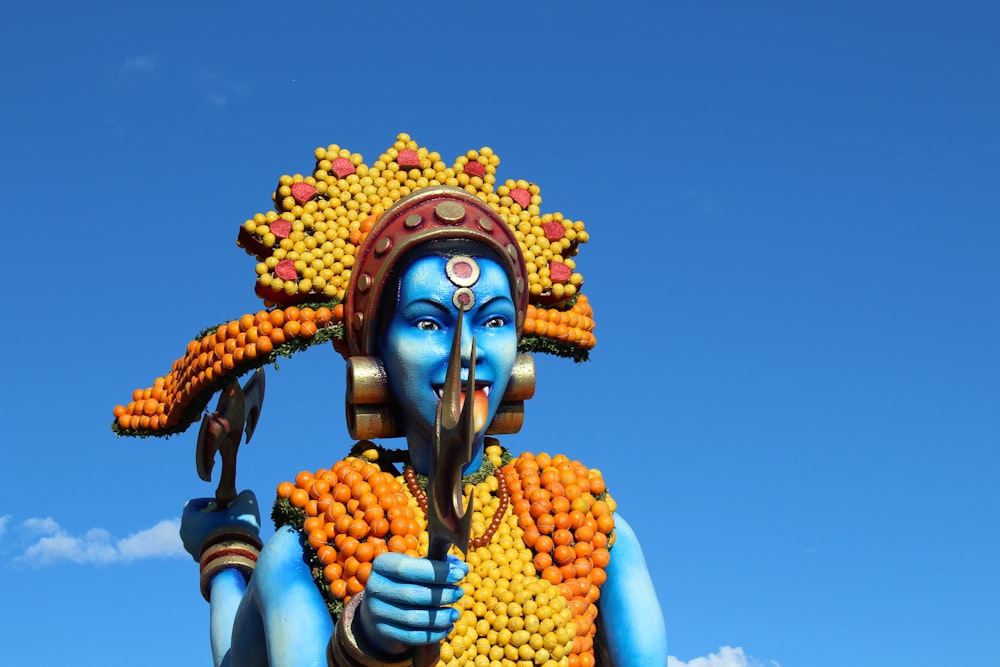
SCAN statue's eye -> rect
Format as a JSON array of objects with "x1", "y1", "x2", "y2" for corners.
[
  {"x1": 484, "y1": 316, "x2": 506, "y2": 329},
  {"x1": 416, "y1": 320, "x2": 440, "y2": 331}
]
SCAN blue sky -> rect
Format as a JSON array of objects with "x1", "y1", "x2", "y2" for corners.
[{"x1": 1, "y1": 2, "x2": 997, "y2": 666}]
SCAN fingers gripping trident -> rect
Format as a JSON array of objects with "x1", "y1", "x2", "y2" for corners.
[{"x1": 416, "y1": 306, "x2": 476, "y2": 667}]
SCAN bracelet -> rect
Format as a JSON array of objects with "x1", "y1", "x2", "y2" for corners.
[
  {"x1": 328, "y1": 592, "x2": 412, "y2": 667},
  {"x1": 198, "y1": 526, "x2": 263, "y2": 602},
  {"x1": 198, "y1": 526, "x2": 264, "y2": 557}
]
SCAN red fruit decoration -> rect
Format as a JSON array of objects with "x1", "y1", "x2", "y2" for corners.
[
  {"x1": 543, "y1": 220, "x2": 565, "y2": 241},
  {"x1": 290, "y1": 182, "x2": 317, "y2": 205},
  {"x1": 397, "y1": 148, "x2": 420, "y2": 169},
  {"x1": 463, "y1": 161, "x2": 486, "y2": 178},
  {"x1": 274, "y1": 260, "x2": 298, "y2": 281},
  {"x1": 510, "y1": 187, "x2": 532, "y2": 208},
  {"x1": 331, "y1": 157, "x2": 356, "y2": 178},
  {"x1": 549, "y1": 261, "x2": 571, "y2": 283},
  {"x1": 271, "y1": 219, "x2": 292, "y2": 239}
]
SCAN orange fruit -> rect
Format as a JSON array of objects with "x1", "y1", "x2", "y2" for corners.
[{"x1": 290, "y1": 489, "x2": 309, "y2": 508}]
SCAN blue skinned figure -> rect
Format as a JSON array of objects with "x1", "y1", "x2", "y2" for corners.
[{"x1": 134, "y1": 146, "x2": 665, "y2": 666}]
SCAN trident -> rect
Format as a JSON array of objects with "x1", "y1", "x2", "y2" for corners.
[{"x1": 414, "y1": 306, "x2": 477, "y2": 667}]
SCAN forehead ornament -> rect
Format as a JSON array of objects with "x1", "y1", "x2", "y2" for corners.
[
  {"x1": 453, "y1": 287, "x2": 475, "y2": 310},
  {"x1": 446, "y1": 255, "x2": 480, "y2": 288},
  {"x1": 446, "y1": 256, "x2": 480, "y2": 310}
]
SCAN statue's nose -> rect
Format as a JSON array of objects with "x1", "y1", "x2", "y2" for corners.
[{"x1": 459, "y1": 316, "x2": 476, "y2": 368}]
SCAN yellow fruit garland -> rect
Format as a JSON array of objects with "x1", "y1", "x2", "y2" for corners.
[{"x1": 240, "y1": 134, "x2": 587, "y2": 308}]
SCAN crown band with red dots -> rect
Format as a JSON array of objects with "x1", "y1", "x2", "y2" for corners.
[{"x1": 345, "y1": 186, "x2": 529, "y2": 357}]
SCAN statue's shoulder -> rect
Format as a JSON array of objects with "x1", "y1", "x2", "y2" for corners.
[{"x1": 257, "y1": 525, "x2": 308, "y2": 571}]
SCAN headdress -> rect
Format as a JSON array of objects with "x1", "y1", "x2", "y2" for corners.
[{"x1": 112, "y1": 134, "x2": 596, "y2": 438}]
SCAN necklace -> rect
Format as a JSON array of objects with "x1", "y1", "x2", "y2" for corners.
[{"x1": 403, "y1": 466, "x2": 510, "y2": 549}]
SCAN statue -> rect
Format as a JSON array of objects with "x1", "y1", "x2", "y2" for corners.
[{"x1": 112, "y1": 135, "x2": 667, "y2": 666}]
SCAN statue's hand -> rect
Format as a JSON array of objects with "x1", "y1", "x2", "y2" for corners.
[
  {"x1": 180, "y1": 489, "x2": 261, "y2": 561},
  {"x1": 358, "y1": 552, "x2": 468, "y2": 655}
]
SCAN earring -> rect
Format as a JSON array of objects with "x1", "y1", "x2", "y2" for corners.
[
  {"x1": 346, "y1": 400, "x2": 405, "y2": 440},
  {"x1": 485, "y1": 401, "x2": 524, "y2": 435},
  {"x1": 502, "y1": 353, "x2": 535, "y2": 402},
  {"x1": 345, "y1": 357, "x2": 404, "y2": 440},
  {"x1": 486, "y1": 353, "x2": 536, "y2": 435},
  {"x1": 347, "y1": 356, "x2": 391, "y2": 405}
]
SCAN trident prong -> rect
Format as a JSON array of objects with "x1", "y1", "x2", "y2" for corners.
[
  {"x1": 426, "y1": 305, "x2": 476, "y2": 560},
  {"x1": 416, "y1": 307, "x2": 476, "y2": 667}
]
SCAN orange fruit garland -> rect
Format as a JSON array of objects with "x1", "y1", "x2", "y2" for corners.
[{"x1": 111, "y1": 303, "x2": 343, "y2": 436}]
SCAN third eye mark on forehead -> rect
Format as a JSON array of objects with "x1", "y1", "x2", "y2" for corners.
[{"x1": 445, "y1": 255, "x2": 481, "y2": 288}]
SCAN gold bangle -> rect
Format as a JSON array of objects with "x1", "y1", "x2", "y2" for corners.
[
  {"x1": 329, "y1": 592, "x2": 412, "y2": 667},
  {"x1": 198, "y1": 538, "x2": 260, "y2": 602}
]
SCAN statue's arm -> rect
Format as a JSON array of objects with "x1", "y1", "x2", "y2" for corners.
[
  {"x1": 597, "y1": 513, "x2": 668, "y2": 666},
  {"x1": 182, "y1": 492, "x2": 332, "y2": 666},
  {"x1": 206, "y1": 569, "x2": 249, "y2": 667},
  {"x1": 242, "y1": 525, "x2": 335, "y2": 667},
  {"x1": 181, "y1": 491, "x2": 262, "y2": 667}
]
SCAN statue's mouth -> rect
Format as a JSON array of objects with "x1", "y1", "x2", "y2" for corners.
[
  {"x1": 433, "y1": 381, "x2": 492, "y2": 432},
  {"x1": 433, "y1": 381, "x2": 491, "y2": 399}
]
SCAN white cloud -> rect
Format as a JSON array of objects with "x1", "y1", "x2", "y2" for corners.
[
  {"x1": 8, "y1": 517, "x2": 184, "y2": 566},
  {"x1": 121, "y1": 55, "x2": 158, "y2": 74},
  {"x1": 0, "y1": 515, "x2": 9, "y2": 538},
  {"x1": 20, "y1": 528, "x2": 119, "y2": 565},
  {"x1": 117, "y1": 520, "x2": 186, "y2": 560},
  {"x1": 669, "y1": 646, "x2": 780, "y2": 667},
  {"x1": 21, "y1": 516, "x2": 60, "y2": 534},
  {"x1": 193, "y1": 68, "x2": 249, "y2": 109}
]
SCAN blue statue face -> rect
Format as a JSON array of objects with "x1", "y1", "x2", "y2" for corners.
[{"x1": 380, "y1": 253, "x2": 518, "y2": 457}]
